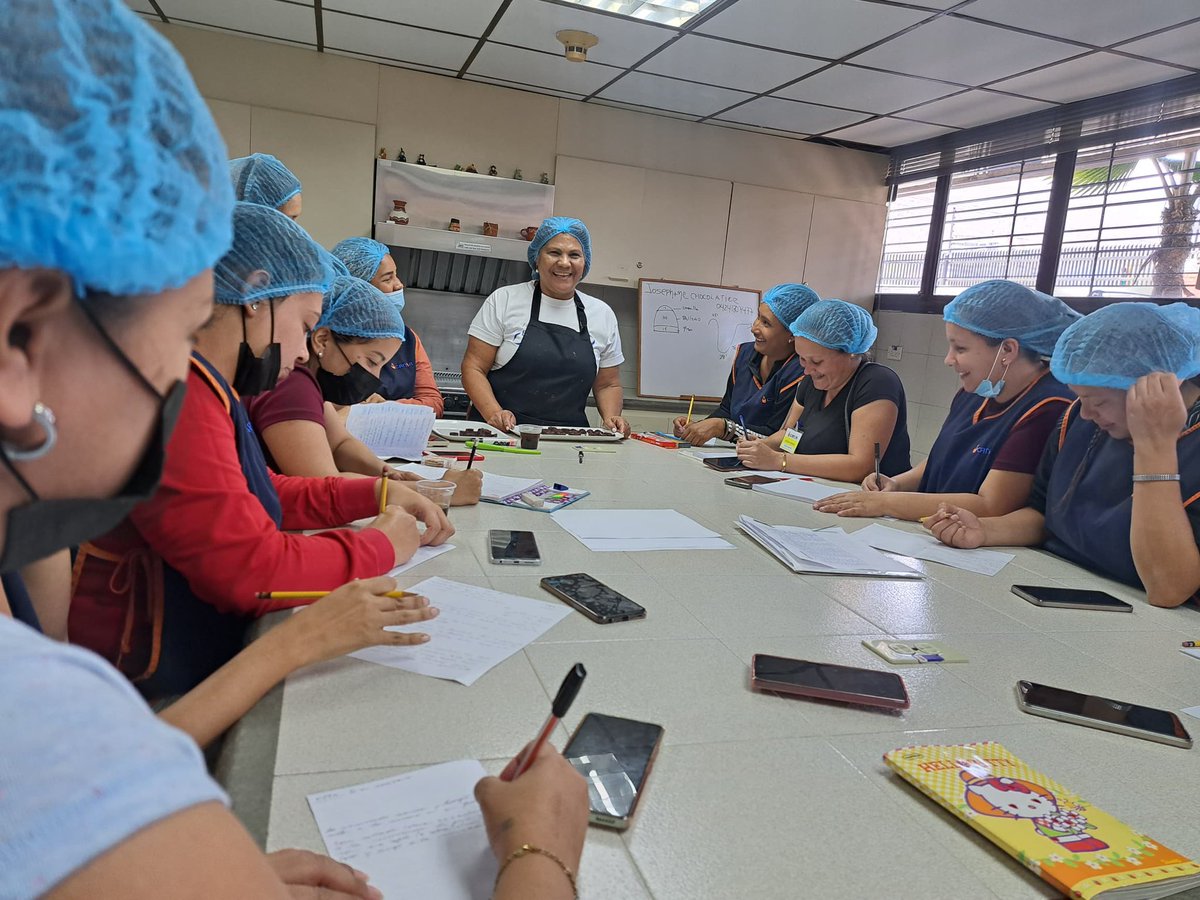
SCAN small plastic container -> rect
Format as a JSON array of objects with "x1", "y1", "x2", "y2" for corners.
[
  {"x1": 414, "y1": 479, "x2": 455, "y2": 511},
  {"x1": 516, "y1": 424, "x2": 543, "y2": 450}
]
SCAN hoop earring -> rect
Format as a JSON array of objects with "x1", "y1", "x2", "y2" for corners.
[{"x1": 1, "y1": 402, "x2": 58, "y2": 462}]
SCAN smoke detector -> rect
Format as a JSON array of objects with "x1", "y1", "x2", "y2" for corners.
[{"x1": 557, "y1": 30, "x2": 598, "y2": 63}]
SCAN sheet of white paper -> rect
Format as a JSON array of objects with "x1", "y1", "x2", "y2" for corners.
[
  {"x1": 848, "y1": 523, "x2": 1014, "y2": 576},
  {"x1": 737, "y1": 516, "x2": 921, "y2": 577},
  {"x1": 394, "y1": 462, "x2": 454, "y2": 480},
  {"x1": 307, "y1": 759, "x2": 494, "y2": 900},
  {"x1": 477, "y1": 472, "x2": 544, "y2": 501},
  {"x1": 1181, "y1": 705, "x2": 1200, "y2": 719},
  {"x1": 679, "y1": 448, "x2": 738, "y2": 461},
  {"x1": 753, "y1": 478, "x2": 846, "y2": 503},
  {"x1": 388, "y1": 543, "x2": 455, "y2": 576},
  {"x1": 347, "y1": 404, "x2": 435, "y2": 459},
  {"x1": 1181, "y1": 648, "x2": 1200, "y2": 661},
  {"x1": 552, "y1": 508, "x2": 719, "y2": 541},
  {"x1": 579, "y1": 536, "x2": 735, "y2": 552},
  {"x1": 350, "y1": 577, "x2": 569, "y2": 685}
]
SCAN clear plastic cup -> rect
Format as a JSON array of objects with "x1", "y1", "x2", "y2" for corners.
[
  {"x1": 515, "y1": 424, "x2": 543, "y2": 450},
  {"x1": 414, "y1": 479, "x2": 455, "y2": 511}
]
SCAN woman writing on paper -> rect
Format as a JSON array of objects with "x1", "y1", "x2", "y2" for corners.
[
  {"x1": 671, "y1": 283, "x2": 815, "y2": 444},
  {"x1": 461, "y1": 217, "x2": 631, "y2": 435},
  {"x1": 70, "y1": 203, "x2": 454, "y2": 701},
  {"x1": 927, "y1": 303, "x2": 1200, "y2": 608},
  {"x1": 245, "y1": 275, "x2": 481, "y2": 504},
  {"x1": 330, "y1": 236, "x2": 445, "y2": 414},
  {"x1": 229, "y1": 151, "x2": 304, "y2": 220},
  {"x1": 814, "y1": 280, "x2": 1078, "y2": 520},
  {"x1": 737, "y1": 300, "x2": 911, "y2": 481}
]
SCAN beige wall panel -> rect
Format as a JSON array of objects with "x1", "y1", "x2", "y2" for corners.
[
  {"x1": 207, "y1": 98, "x2": 252, "y2": 157},
  {"x1": 638, "y1": 171, "x2": 731, "y2": 285},
  {"x1": 802, "y1": 195, "x2": 888, "y2": 307},
  {"x1": 721, "y1": 183, "x2": 814, "y2": 294}
]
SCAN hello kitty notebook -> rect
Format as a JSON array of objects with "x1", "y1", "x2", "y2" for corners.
[{"x1": 884, "y1": 742, "x2": 1200, "y2": 899}]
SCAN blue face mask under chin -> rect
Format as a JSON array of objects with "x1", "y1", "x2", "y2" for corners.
[{"x1": 973, "y1": 345, "x2": 1011, "y2": 399}]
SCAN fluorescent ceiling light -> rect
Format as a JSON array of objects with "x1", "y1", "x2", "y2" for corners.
[{"x1": 560, "y1": 0, "x2": 720, "y2": 28}]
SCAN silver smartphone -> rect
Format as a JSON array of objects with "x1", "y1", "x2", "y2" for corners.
[
  {"x1": 1015, "y1": 680, "x2": 1192, "y2": 748},
  {"x1": 487, "y1": 529, "x2": 541, "y2": 566},
  {"x1": 1011, "y1": 584, "x2": 1132, "y2": 612}
]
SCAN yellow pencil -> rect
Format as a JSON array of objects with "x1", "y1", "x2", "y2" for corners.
[
  {"x1": 256, "y1": 590, "x2": 415, "y2": 600},
  {"x1": 379, "y1": 466, "x2": 389, "y2": 514},
  {"x1": 685, "y1": 395, "x2": 696, "y2": 425}
]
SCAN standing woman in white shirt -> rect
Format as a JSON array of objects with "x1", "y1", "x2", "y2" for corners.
[{"x1": 461, "y1": 216, "x2": 632, "y2": 434}]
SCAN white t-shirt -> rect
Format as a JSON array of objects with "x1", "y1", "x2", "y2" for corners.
[{"x1": 468, "y1": 281, "x2": 625, "y2": 371}]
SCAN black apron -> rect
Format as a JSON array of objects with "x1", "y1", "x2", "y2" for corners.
[{"x1": 482, "y1": 285, "x2": 598, "y2": 427}]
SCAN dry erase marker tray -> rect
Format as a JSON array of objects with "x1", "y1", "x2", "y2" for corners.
[
  {"x1": 520, "y1": 426, "x2": 624, "y2": 443},
  {"x1": 432, "y1": 420, "x2": 514, "y2": 444}
]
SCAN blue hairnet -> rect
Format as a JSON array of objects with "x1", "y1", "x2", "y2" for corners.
[
  {"x1": 763, "y1": 283, "x2": 820, "y2": 327},
  {"x1": 528, "y1": 216, "x2": 592, "y2": 279},
  {"x1": 317, "y1": 276, "x2": 405, "y2": 340},
  {"x1": 331, "y1": 237, "x2": 390, "y2": 282},
  {"x1": 229, "y1": 153, "x2": 301, "y2": 209},
  {"x1": 943, "y1": 280, "x2": 1081, "y2": 357},
  {"x1": 0, "y1": 0, "x2": 232, "y2": 297},
  {"x1": 1051, "y1": 302, "x2": 1200, "y2": 390},
  {"x1": 214, "y1": 203, "x2": 337, "y2": 306},
  {"x1": 789, "y1": 299, "x2": 878, "y2": 354}
]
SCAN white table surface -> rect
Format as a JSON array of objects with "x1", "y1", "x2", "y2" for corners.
[{"x1": 230, "y1": 438, "x2": 1200, "y2": 900}]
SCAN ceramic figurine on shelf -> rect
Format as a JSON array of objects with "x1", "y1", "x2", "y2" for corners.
[
  {"x1": 513, "y1": 168, "x2": 523, "y2": 180},
  {"x1": 416, "y1": 153, "x2": 426, "y2": 165},
  {"x1": 465, "y1": 163, "x2": 477, "y2": 173},
  {"x1": 387, "y1": 200, "x2": 409, "y2": 226},
  {"x1": 448, "y1": 218, "x2": 461, "y2": 232},
  {"x1": 488, "y1": 165, "x2": 498, "y2": 176},
  {"x1": 397, "y1": 147, "x2": 406, "y2": 161},
  {"x1": 540, "y1": 172, "x2": 550, "y2": 184},
  {"x1": 378, "y1": 147, "x2": 387, "y2": 159},
  {"x1": 453, "y1": 164, "x2": 463, "y2": 171}
]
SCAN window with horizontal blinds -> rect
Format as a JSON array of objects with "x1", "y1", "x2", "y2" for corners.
[
  {"x1": 877, "y1": 178, "x2": 936, "y2": 294},
  {"x1": 887, "y1": 73, "x2": 1200, "y2": 187}
]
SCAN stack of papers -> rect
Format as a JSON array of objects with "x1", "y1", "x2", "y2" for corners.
[
  {"x1": 847, "y1": 523, "x2": 1014, "y2": 576},
  {"x1": 347, "y1": 403, "x2": 435, "y2": 459},
  {"x1": 350, "y1": 577, "x2": 570, "y2": 685},
  {"x1": 752, "y1": 477, "x2": 847, "y2": 503},
  {"x1": 738, "y1": 515, "x2": 922, "y2": 578},
  {"x1": 553, "y1": 508, "x2": 734, "y2": 551},
  {"x1": 393, "y1": 463, "x2": 542, "y2": 502},
  {"x1": 679, "y1": 448, "x2": 738, "y2": 461},
  {"x1": 308, "y1": 759, "x2": 494, "y2": 900}
]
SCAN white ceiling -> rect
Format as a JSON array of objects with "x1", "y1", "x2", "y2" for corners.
[{"x1": 134, "y1": 0, "x2": 1200, "y2": 150}]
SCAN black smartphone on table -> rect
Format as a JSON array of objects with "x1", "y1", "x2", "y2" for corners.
[
  {"x1": 487, "y1": 529, "x2": 541, "y2": 566},
  {"x1": 1015, "y1": 680, "x2": 1192, "y2": 748},
  {"x1": 1011, "y1": 585, "x2": 1133, "y2": 612},
  {"x1": 540, "y1": 574, "x2": 645, "y2": 623},
  {"x1": 703, "y1": 456, "x2": 744, "y2": 471},
  {"x1": 751, "y1": 654, "x2": 910, "y2": 710},
  {"x1": 562, "y1": 713, "x2": 664, "y2": 829}
]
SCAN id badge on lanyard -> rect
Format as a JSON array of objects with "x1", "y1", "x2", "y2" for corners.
[{"x1": 780, "y1": 427, "x2": 803, "y2": 454}]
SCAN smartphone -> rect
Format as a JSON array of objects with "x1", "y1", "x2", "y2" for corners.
[
  {"x1": 725, "y1": 474, "x2": 781, "y2": 489},
  {"x1": 1015, "y1": 680, "x2": 1192, "y2": 749},
  {"x1": 1011, "y1": 585, "x2": 1133, "y2": 612},
  {"x1": 562, "y1": 713, "x2": 664, "y2": 829},
  {"x1": 703, "y1": 456, "x2": 744, "y2": 471},
  {"x1": 540, "y1": 574, "x2": 646, "y2": 624},
  {"x1": 751, "y1": 654, "x2": 910, "y2": 710},
  {"x1": 487, "y1": 529, "x2": 541, "y2": 566}
]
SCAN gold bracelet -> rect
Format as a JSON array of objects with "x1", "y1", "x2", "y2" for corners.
[
  {"x1": 779, "y1": 451, "x2": 788, "y2": 472},
  {"x1": 493, "y1": 844, "x2": 578, "y2": 899}
]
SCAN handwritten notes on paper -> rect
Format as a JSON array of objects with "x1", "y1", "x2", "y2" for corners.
[
  {"x1": 347, "y1": 403, "x2": 435, "y2": 460},
  {"x1": 349, "y1": 577, "x2": 569, "y2": 685},
  {"x1": 308, "y1": 759, "x2": 495, "y2": 900}
]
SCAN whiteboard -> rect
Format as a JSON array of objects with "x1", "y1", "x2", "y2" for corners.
[{"x1": 637, "y1": 279, "x2": 760, "y2": 400}]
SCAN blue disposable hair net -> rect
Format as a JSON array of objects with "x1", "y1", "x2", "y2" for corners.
[
  {"x1": 943, "y1": 280, "x2": 1081, "y2": 357},
  {"x1": 1051, "y1": 302, "x2": 1200, "y2": 390},
  {"x1": 528, "y1": 216, "x2": 592, "y2": 279},
  {"x1": 763, "y1": 283, "x2": 820, "y2": 327},
  {"x1": 229, "y1": 153, "x2": 301, "y2": 210},
  {"x1": 214, "y1": 203, "x2": 337, "y2": 306},
  {"x1": 331, "y1": 237, "x2": 390, "y2": 282},
  {"x1": 0, "y1": 0, "x2": 233, "y2": 297},
  {"x1": 317, "y1": 276, "x2": 405, "y2": 340},
  {"x1": 790, "y1": 300, "x2": 878, "y2": 354}
]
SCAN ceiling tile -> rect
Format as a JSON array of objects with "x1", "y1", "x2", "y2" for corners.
[
  {"x1": 322, "y1": 11, "x2": 477, "y2": 71},
  {"x1": 321, "y1": 0, "x2": 502, "y2": 37},
  {"x1": 960, "y1": 0, "x2": 1200, "y2": 49},
  {"x1": 824, "y1": 116, "x2": 955, "y2": 147},
  {"x1": 468, "y1": 43, "x2": 620, "y2": 96},
  {"x1": 464, "y1": 74, "x2": 587, "y2": 100},
  {"x1": 901, "y1": 90, "x2": 1055, "y2": 128},
  {"x1": 989, "y1": 51, "x2": 1187, "y2": 103},
  {"x1": 597, "y1": 71, "x2": 753, "y2": 117},
  {"x1": 773, "y1": 65, "x2": 958, "y2": 114},
  {"x1": 157, "y1": 0, "x2": 316, "y2": 44},
  {"x1": 716, "y1": 96, "x2": 867, "y2": 134},
  {"x1": 696, "y1": 0, "x2": 932, "y2": 59},
  {"x1": 324, "y1": 48, "x2": 457, "y2": 75},
  {"x1": 589, "y1": 99, "x2": 701, "y2": 122},
  {"x1": 712, "y1": 120, "x2": 813, "y2": 140},
  {"x1": 639, "y1": 34, "x2": 825, "y2": 94},
  {"x1": 1116, "y1": 20, "x2": 1200, "y2": 68},
  {"x1": 852, "y1": 17, "x2": 1079, "y2": 85},
  {"x1": 488, "y1": 0, "x2": 677, "y2": 68}
]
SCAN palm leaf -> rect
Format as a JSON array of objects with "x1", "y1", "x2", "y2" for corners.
[{"x1": 1069, "y1": 162, "x2": 1137, "y2": 196}]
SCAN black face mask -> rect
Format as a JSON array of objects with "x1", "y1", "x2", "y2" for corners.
[
  {"x1": 232, "y1": 300, "x2": 282, "y2": 396},
  {"x1": 315, "y1": 339, "x2": 382, "y2": 405},
  {"x1": 0, "y1": 304, "x2": 186, "y2": 573}
]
